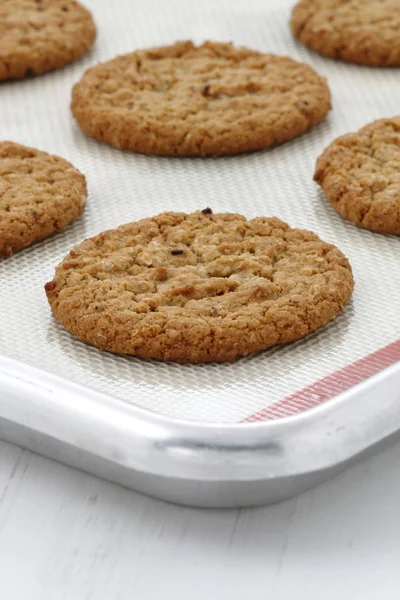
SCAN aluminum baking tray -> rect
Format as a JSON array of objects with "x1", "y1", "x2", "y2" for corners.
[{"x1": 1, "y1": 0, "x2": 400, "y2": 507}]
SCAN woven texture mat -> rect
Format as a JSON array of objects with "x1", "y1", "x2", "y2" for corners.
[{"x1": 0, "y1": 0, "x2": 399, "y2": 422}]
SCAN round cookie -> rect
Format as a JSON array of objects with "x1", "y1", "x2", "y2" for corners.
[
  {"x1": 291, "y1": 0, "x2": 400, "y2": 67},
  {"x1": 0, "y1": 0, "x2": 96, "y2": 80},
  {"x1": 45, "y1": 210, "x2": 354, "y2": 363},
  {"x1": 0, "y1": 141, "x2": 87, "y2": 257},
  {"x1": 71, "y1": 41, "x2": 332, "y2": 157},
  {"x1": 314, "y1": 117, "x2": 400, "y2": 234}
]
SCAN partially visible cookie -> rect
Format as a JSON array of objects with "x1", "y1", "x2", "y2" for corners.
[
  {"x1": 291, "y1": 0, "x2": 400, "y2": 66},
  {"x1": 315, "y1": 117, "x2": 400, "y2": 234},
  {"x1": 0, "y1": 0, "x2": 96, "y2": 80},
  {"x1": 0, "y1": 142, "x2": 87, "y2": 257},
  {"x1": 45, "y1": 210, "x2": 354, "y2": 363},
  {"x1": 71, "y1": 41, "x2": 331, "y2": 157}
]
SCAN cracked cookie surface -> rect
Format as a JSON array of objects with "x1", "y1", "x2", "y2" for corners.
[
  {"x1": 0, "y1": 0, "x2": 96, "y2": 80},
  {"x1": 291, "y1": 0, "x2": 400, "y2": 66},
  {"x1": 0, "y1": 141, "x2": 87, "y2": 257},
  {"x1": 315, "y1": 117, "x2": 400, "y2": 234},
  {"x1": 45, "y1": 210, "x2": 354, "y2": 363},
  {"x1": 71, "y1": 41, "x2": 331, "y2": 156}
]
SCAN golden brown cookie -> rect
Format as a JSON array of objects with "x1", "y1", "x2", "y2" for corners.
[
  {"x1": 0, "y1": 0, "x2": 96, "y2": 80},
  {"x1": 291, "y1": 0, "x2": 400, "y2": 67},
  {"x1": 315, "y1": 117, "x2": 400, "y2": 234},
  {"x1": 0, "y1": 141, "x2": 87, "y2": 257},
  {"x1": 45, "y1": 210, "x2": 354, "y2": 363},
  {"x1": 71, "y1": 41, "x2": 331, "y2": 157}
]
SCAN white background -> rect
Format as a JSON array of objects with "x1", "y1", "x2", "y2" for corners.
[{"x1": 0, "y1": 439, "x2": 400, "y2": 599}]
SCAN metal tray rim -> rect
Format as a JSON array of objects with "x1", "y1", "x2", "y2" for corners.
[{"x1": 1, "y1": 354, "x2": 399, "y2": 507}]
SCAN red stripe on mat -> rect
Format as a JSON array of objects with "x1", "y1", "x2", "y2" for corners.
[{"x1": 242, "y1": 340, "x2": 400, "y2": 422}]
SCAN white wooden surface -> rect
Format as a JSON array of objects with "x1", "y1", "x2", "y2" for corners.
[{"x1": 0, "y1": 440, "x2": 399, "y2": 599}]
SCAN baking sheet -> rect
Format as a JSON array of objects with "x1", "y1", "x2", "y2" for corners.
[{"x1": 0, "y1": 0, "x2": 399, "y2": 423}]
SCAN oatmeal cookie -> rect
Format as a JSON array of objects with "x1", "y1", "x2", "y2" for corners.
[
  {"x1": 71, "y1": 41, "x2": 331, "y2": 156},
  {"x1": 0, "y1": 141, "x2": 87, "y2": 256},
  {"x1": 45, "y1": 209, "x2": 354, "y2": 363},
  {"x1": 0, "y1": 0, "x2": 96, "y2": 80},
  {"x1": 291, "y1": 0, "x2": 400, "y2": 66},
  {"x1": 315, "y1": 117, "x2": 400, "y2": 234}
]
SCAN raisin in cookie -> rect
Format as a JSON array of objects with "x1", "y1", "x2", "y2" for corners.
[
  {"x1": 315, "y1": 117, "x2": 400, "y2": 234},
  {"x1": 45, "y1": 210, "x2": 354, "y2": 363},
  {"x1": 291, "y1": 0, "x2": 400, "y2": 67},
  {"x1": 0, "y1": 0, "x2": 96, "y2": 80},
  {"x1": 71, "y1": 41, "x2": 331, "y2": 157},
  {"x1": 0, "y1": 142, "x2": 87, "y2": 257}
]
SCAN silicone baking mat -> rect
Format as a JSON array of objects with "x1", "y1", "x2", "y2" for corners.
[{"x1": 1, "y1": 0, "x2": 399, "y2": 423}]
